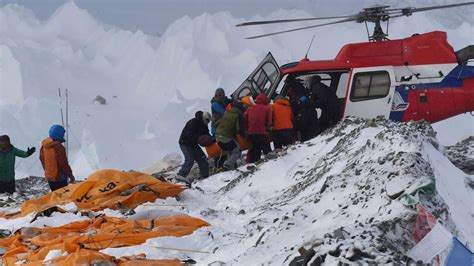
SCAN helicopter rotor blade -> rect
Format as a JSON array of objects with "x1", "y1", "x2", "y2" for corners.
[
  {"x1": 236, "y1": 15, "x2": 356, "y2": 27},
  {"x1": 387, "y1": 2, "x2": 474, "y2": 15},
  {"x1": 245, "y1": 18, "x2": 357, "y2": 39}
]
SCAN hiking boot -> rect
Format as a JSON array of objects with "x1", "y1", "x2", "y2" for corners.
[
  {"x1": 175, "y1": 175, "x2": 193, "y2": 185},
  {"x1": 215, "y1": 166, "x2": 231, "y2": 173}
]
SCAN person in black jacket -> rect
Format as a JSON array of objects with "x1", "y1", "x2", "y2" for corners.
[
  {"x1": 309, "y1": 75, "x2": 340, "y2": 132},
  {"x1": 286, "y1": 75, "x2": 319, "y2": 141},
  {"x1": 176, "y1": 111, "x2": 212, "y2": 183}
]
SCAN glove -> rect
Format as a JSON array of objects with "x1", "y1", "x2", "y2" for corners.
[
  {"x1": 299, "y1": 96, "x2": 307, "y2": 103},
  {"x1": 68, "y1": 176, "x2": 75, "y2": 183},
  {"x1": 27, "y1": 147, "x2": 36, "y2": 155}
]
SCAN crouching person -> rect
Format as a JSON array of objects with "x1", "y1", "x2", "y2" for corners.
[
  {"x1": 40, "y1": 125, "x2": 75, "y2": 191},
  {"x1": 216, "y1": 101, "x2": 245, "y2": 171},
  {"x1": 176, "y1": 111, "x2": 212, "y2": 184},
  {"x1": 0, "y1": 135, "x2": 36, "y2": 194}
]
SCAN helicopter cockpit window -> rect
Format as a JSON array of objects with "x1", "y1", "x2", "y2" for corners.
[
  {"x1": 252, "y1": 62, "x2": 279, "y2": 94},
  {"x1": 350, "y1": 71, "x2": 390, "y2": 102}
]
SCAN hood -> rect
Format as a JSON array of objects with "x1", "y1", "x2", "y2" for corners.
[
  {"x1": 256, "y1": 94, "x2": 269, "y2": 105},
  {"x1": 274, "y1": 98, "x2": 290, "y2": 106},
  {"x1": 195, "y1": 111, "x2": 203, "y2": 120},
  {"x1": 42, "y1": 137, "x2": 61, "y2": 149}
]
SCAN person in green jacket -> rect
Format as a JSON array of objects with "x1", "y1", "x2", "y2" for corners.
[
  {"x1": 215, "y1": 101, "x2": 245, "y2": 170},
  {"x1": 0, "y1": 135, "x2": 36, "y2": 194}
]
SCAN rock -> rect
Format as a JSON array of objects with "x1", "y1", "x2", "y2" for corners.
[
  {"x1": 0, "y1": 229, "x2": 11, "y2": 238},
  {"x1": 333, "y1": 227, "x2": 349, "y2": 240},
  {"x1": 385, "y1": 178, "x2": 408, "y2": 199},
  {"x1": 289, "y1": 247, "x2": 316, "y2": 266},
  {"x1": 90, "y1": 260, "x2": 116, "y2": 266},
  {"x1": 93, "y1": 95, "x2": 107, "y2": 105}
]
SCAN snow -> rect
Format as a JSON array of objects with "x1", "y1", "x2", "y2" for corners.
[{"x1": 425, "y1": 143, "x2": 474, "y2": 246}]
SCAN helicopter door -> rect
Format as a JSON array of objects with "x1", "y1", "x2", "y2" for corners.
[
  {"x1": 344, "y1": 67, "x2": 396, "y2": 119},
  {"x1": 231, "y1": 52, "x2": 281, "y2": 100}
]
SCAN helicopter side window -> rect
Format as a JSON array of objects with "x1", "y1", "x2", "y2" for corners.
[
  {"x1": 350, "y1": 71, "x2": 390, "y2": 102},
  {"x1": 252, "y1": 62, "x2": 278, "y2": 94}
]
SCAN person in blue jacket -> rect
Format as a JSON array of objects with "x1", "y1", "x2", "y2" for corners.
[{"x1": 210, "y1": 87, "x2": 232, "y2": 169}]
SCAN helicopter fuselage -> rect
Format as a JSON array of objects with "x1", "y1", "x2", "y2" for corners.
[{"x1": 234, "y1": 31, "x2": 474, "y2": 124}]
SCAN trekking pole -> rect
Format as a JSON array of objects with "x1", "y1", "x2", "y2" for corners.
[
  {"x1": 66, "y1": 89, "x2": 69, "y2": 156},
  {"x1": 58, "y1": 88, "x2": 64, "y2": 127}
]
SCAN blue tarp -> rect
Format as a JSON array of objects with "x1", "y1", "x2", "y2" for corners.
[{"x1": 445, "y1": 237, "x2": 473, "y2": 266}]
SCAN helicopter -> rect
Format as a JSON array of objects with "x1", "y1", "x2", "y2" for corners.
[{"x1": 231, "y1": 2, "x2": 474, "y2": 124}]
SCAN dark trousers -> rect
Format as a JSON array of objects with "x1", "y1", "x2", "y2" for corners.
[
  {"x1": 178, "y1": 144, "x2": 209, "y2": 179},
  {"x1": 272, "y1": 129, "x2": 295, "y2": 149},
  {"x1": 0, "y1": 181, "x2": 16, "y2": 194},
  {"x1": 48, "y1": 180, "x2": 68, "y2": 191},
  {"x1": 248, "y1": 134, "x2": 271, "y2": 163}
]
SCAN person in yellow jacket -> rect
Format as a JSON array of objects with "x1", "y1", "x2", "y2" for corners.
[{"x1": 40, "y1": 125, "x2": 75, "y2": 191}]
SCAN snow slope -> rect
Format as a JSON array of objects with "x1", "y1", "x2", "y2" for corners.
[
  {"x1": 0, "y1": 2, "x2": 472, "y2": 180},
  {"x1": 99, "y1": 118, "x2": 472, "y2": 264}
]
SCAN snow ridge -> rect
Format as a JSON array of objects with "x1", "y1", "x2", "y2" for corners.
[{"x1": 162, "y1": 117, "x2": 464, "y2": 264}]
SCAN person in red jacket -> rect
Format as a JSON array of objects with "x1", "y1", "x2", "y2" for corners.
[
  {"x1": 271, "y1": 95, "x2": 295, "y2": 149},
  {"x1": 245, "y1": 94, "x2": 272, "y2": 162},
  {"x1": 40, "y1": 125, "x2": 75, "y2": 191}
]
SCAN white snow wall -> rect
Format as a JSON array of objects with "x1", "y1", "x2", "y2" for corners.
[{"x1": 0, "y1": 2, "x2": 472, "y2": 178}]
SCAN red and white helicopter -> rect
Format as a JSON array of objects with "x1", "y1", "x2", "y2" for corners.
[{"x1": 232, "y1": 2, "x2": 474, "y2": 124}]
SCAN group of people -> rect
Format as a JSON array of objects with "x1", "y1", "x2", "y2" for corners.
[
  {"x1": 176, "y1": 76, "x2": 340, "y2": 183},
  {"x1": 0, "y1": 125, "x2": 75, "y2": 194},
  {"x1": 286, "y1": 74, "x2": 340, "y2": 142}
]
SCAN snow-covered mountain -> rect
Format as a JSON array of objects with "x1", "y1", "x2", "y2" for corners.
[{"x1": 0, "y1": 2, "x2": 472, "y2": 179}]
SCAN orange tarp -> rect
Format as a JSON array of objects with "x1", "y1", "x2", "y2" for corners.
[
  {"x1": 1, "y1": 215, "x2": 209, "y2": 265},
  {"x1": 14, "y1": 169, "x2": 185, "y2": 217}
]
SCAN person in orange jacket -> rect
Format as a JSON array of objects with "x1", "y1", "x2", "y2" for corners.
[
  {"x1": 40, "y1": 125, "x2": 75, "y2": 191},
  {"x1": 271, "y1": 95, "x2": 295, "y2": 149}
]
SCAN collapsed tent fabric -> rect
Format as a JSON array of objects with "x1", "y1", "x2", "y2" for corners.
[
  {"x1": 0, "y1": 215, "x2": 209, "y2": 265},
  {"x1": 14, "y1": 169, "x2": 185, "y2": 217}
]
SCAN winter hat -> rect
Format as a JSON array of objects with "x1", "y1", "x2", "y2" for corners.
[
  {"x1": 49, "y1": 125, "x2": 66, "y2": 142},
  {"x1": 202, "y1": 111, "x2": 212, "y2": 124},
  {"x1": 215, "y1": 87, "x2": 225, "y2": 96}
]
